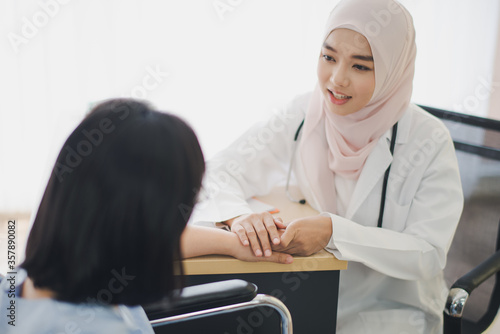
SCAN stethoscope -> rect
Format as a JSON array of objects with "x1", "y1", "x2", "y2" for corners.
[
  {"x1": 285, "y1": 119, "x2": 306, "y2": 205},
  {"x1": 285, "y1": 119, "x2": 398, "y2": 228}
]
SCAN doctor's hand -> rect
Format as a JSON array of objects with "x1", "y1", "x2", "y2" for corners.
[
  {"x1": 224, "y1": 212, "x2": 286, "y2": 258},
  {"x1": 272, "y1": 215, "x2": 332, "y2": 256},
  {"x1": 230, "y1": 233, "x2": 293, "y2": 264}
]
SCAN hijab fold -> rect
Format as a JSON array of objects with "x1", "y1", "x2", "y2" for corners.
[{"x1": 298, "y1": 0, "x2": 416, "y2": 213}]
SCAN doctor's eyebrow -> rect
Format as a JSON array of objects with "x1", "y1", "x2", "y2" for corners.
[{"x1": 322, "y1": 42, "x2": 374, "y2": 62}]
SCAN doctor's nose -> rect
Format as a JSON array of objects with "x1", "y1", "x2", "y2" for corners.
[{"x1": 330, "y1": 67, "x2": 349, "y2": 87}]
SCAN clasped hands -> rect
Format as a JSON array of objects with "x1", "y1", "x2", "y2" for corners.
[{"x1": 225, "y1": 212, "x2": 332, "y2": 257}]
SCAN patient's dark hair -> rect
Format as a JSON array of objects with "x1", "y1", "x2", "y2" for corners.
[{"x1": 21, "y1": 99, "x2": 205, "y2": 305}]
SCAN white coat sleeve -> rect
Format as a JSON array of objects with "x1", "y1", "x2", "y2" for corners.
[
  {"x1": 325, "y1": 120, "x2": 464, "y2": 281},
  {"x1": 189, "y1": 94, "x2": 308, "y2": 226}
]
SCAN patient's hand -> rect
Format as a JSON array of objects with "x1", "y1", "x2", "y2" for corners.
[
  {"x1": 230, "y1": 233, "x2": 293, "y2": 264},
  {"x1": 224, "y1": 212, "x2": 286, "y2": 258},
  {"x1": 181, "y1": 225, "x2": 292, "y2": 264},
  {"x1": 272, "y1": 215, "x2": 332, "y2": 256}
]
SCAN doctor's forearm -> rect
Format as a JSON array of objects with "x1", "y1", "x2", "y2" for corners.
[{"x1": 325, "y1": 213, "x2": 445, "y2": 280}]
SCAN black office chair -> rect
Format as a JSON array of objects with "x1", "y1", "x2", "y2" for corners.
[
  {"x1": 418, "y1": 105, "x2": 500, "y2": 334},
  {"x1": 144, "y1": 279, "x2": 293, "y2": 334}
]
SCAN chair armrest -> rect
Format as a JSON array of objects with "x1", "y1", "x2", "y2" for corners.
[
  {"x1": 150, "y1": 293, "x2": 293, "y2": 334},
  {"x1": 452, "y1": 250, "x2": 500, "y2": 295},
  {"x1": 144, "y1": 279, "x2": 257, "y2": 320},
  {"x1": 445, "y1": 250, "x2": 500, "y2": 318}
]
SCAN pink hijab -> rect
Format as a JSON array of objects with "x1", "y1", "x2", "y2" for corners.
[{"x1": 298, "y1": 0, "x2": 416, "y2": 213}]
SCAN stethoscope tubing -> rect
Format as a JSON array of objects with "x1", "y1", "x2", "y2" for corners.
[
  {"x1": 285, "y1": 119, "x2": 398, "y2": 228},
  {"x1": 286, "y1": 119, "x2": 306, "y2": 204}
]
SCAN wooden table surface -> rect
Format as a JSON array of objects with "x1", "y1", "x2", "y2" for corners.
[{"x1": 183, "y1": 187, "x2": 348, "y2": 275}]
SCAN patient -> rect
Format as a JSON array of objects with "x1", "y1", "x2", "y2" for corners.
[{"x1": 0, "y1": 99, "x2": 292, "y2": 333}]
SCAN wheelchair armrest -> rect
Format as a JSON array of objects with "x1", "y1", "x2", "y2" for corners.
[
  {"x1": 144, "y1": 279, "x2": 257, "y2": 321},
  {"x1": 445, "y1": 250, "x2": 500, "y2": 318}
]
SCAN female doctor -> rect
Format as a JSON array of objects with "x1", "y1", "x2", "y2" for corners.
[{"x1": 191, "y1": 0, "x2": 463, "y2": 332}]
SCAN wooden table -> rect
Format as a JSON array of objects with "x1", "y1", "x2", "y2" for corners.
[{"x1": 181, "y1": 187, "x2": 347, "y2": 334}]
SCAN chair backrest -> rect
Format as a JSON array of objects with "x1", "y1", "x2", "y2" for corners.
[{"x1": 419, "y1": 105, "x2": 500, "y2": 326}]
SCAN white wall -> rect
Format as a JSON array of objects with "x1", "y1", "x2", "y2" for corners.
[{"x1": 1, "y1": 0, "x2": 498, "y2": 212}]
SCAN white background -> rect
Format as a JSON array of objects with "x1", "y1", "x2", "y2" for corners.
[{"x1": 1, "y1": 0, "x2": 499, "y2": 212}]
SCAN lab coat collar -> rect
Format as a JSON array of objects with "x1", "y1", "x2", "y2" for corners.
[
  {"x1": 393, "y1": 105, "x2": 412, "y2": 145},
  {"x1": 344, "y1": 107, "x2": 412, "y2": 219}
]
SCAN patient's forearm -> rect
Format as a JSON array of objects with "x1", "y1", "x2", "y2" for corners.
[
  {"x1": 180, "y1": 225, "x2": 236, "y2": 258},
  {"x1": 180, "y1": 225, "x2": 293, "y2": 264}
]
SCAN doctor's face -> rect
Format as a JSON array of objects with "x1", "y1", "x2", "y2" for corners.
[{"x1": 317, "y1": 28, "x2": 375, "y2": 116}]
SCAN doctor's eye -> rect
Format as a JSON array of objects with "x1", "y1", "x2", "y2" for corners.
[
  {"x1": 322, "y1": 54, "x2": 335, "y2": 62},
  {"x1": 353, "y1": 64, "x2": 372, "y2": 71}
]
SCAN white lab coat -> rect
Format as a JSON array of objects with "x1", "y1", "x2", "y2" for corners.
[{"x1": 191, "y1": 92, "x2": 464, "y2": 334}]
